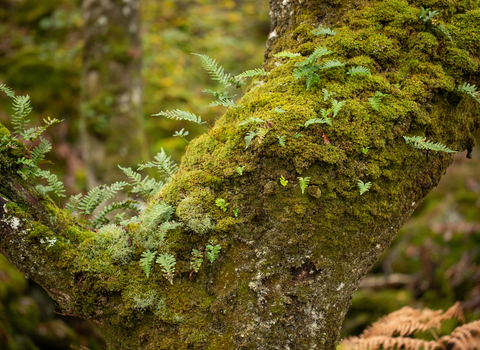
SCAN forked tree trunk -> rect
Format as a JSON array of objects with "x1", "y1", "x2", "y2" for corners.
[{"x1": 1, "y1": 0, "x2": 479, "y2": 349}]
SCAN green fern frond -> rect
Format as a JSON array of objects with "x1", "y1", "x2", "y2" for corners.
[
  {"x1": 296, "y1": 46, "x2": 333, "y2": 68},
  {"x1": 302, "y1": 117, "x2": 332, "y2": 127},
  {"x1": 192, "y1": 53, "x2": 239, "y2": 88},
  {"x1": 119, "y1": 165, "x2": 164, "y2": 199},
  {"x1": 65, "y1": 193, "x2": 83, "y2": 213},
  {"x1": 272, "y1": 107, "x2": 286, "y2": 113},
  {"x1": 156, "y1": 253, "x2": 176, "y2": 284},
  {"x1": 357, "y1": 180, "x2": 372, "y2": 195},
  {"x1": 322, "y1": 89, "x2": 335, "y2": 101},
  {"x1": 208, "y1": 98, "x2": 236, "y2": 108},
  {"x1": 403, "y1": 135, "x2": 456, "y2": 153},
  {"x1": 273, "y1": 51, "x2": 301, "y2": 58},
  {"x1": 11, "y1": 95, "x2": 32, "y2": 136},
  {"x1": 306, "y1": 73, "x2": 320, "y2": 90},
  {"x1": 137, "y1": 149, "x2": 178, "y2": 181},
  {"x1": 458, "y1": 82, "x2": 480, "y2": 104},
  {"x1": 206, "y1": 244, "x2": 221, "y2": 263},
  {"x1": 239, "y1": 117, "x2": 264, "y2": 126},
  {"x1": 235, "y1": 68, "x2": 268, "y2": 79},
  {"x1": 152, "y1": 109, "x2": 205, "y2": 125},
  {"x1": 35, "y1": 170, "x2": 66, "y2": 198},
  {"x1": 30, "y1": 137, "x2": 52, "y2": 164},
  {"x1": 368, "y1": 91, "x2": 387, "y2": 111},
  {"x1": 0, "y1": 84, "x2": 15, "y2": 98},
  {"x1": 321, "y1": 59, "x2": 347, "y2": 70},
  {"x1": 347, "y1": 66, "x2": 371, "y2": 75},
  {"x1": 245, "y1": 131, "x2": 257, "y2": 149},
  {"x1": 77, "y1": 181, "x2": 128, "y2": 215},
  {"x1": 276, "y1": 135, "x2": 286, "y2": 147},
  {"x1": 140, "y1": 250, "x2": 157, "y2": 278},
  {"x1": 311, "y1": 27, "x2": 337, "y2": 36},
  {"x1": 91, "y1": 199, "x2": 140, "y2": 228},
  {"x1": 331, "y1": 99, "x2": 346, "y2": 118}
]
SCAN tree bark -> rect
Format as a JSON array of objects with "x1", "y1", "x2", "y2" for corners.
[
  {"x1": 1, "y1": 0, "x2": 480, "y2": 349},
  {"x1": 80, "y1": 0, "x2": 147, "y2": 188}
]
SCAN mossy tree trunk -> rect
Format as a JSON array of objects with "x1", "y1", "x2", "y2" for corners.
[
  {"x1": 1, "y1": 0, "x2": 480, "y2": 349},
  {"x1": 80, "y1": 0, "x2": 148, "y2": 188}
]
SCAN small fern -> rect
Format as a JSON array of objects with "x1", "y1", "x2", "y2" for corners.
[
  {"x1": 457, "y1": 82, "x2": 480, "y2": 104},
  {"x1": 70, "y1": 182, "x2": 128, "y2": 215},
  {"x1": 192, "y1": 53, "x2": 241, "y2": 88},
  {"x1": 321, "y1": 59, "x2": 346, "y2": 69},
  {"x1": 91, "y1": 199, "x2": 140, "y2": 228},
  {"x1": 403, "y1": 135, "x2": 456, "y2": 153},
  {"x1": 0, "y1": 84, "x2": 15, "y2": 97},
  {"x1": 245, "y1": 130, "x2": 257, "y2": 149},
  {"x1": 301, "y1": 116, "x2": 332, "y2": 127},
  {"x1": 189, "y1": 249, "x2": 203, "y2": 277},
  {"x1": 118, "y1": 165, "x2": 164, "y2": 200},
  {"x1": 236, "y1": 166, "x2": 245, "y2": 175},
  {"x1": 10, "y1": 95, "x2": 33, "y2": 137},
  {"x1": 235, "y1": 68, "x2": 268, "y2": 79},
  {"x1": 298, "y1": 177, "x2": 311, "y2": 194},
  {"x1": 206, "y1": 244, "x2": 221, "y2": 263},
  {"x1": 368, "y1": 91, "x2": 387, "y2": 111},
  {"x1": 238, "y1": 117, "x2": 264, "y2": 126},
  {"x1": 331, "y1": 99, "x2": 346, "y2": 118},
  {"x1": 35, "y1": 170, "x2": 66, "y2": 198},
  {"x1": 272, "y1": 107, "x2": 287, "y2": 113},
  {"x1": 140, "y1": 250, "x2": 157, "y2": 278},
  {"x1": 156, "y1": 253, "x2": 176, "y2": 284},
  {"x1": 357, "y1": 180, "x2": 372, "y2": 195},
  {"x1": 311, "y1": 27, "x2": 337, "y2": 36},
  {"x1": 347, "y1": 66, "x2": 371, "y2": 75},
  {"x1": 276, "y1": 135, "x2": 286, "y2": 147},
  {"x1": 137, "y1": 149, "x2": 178, "y2": 181},
  {"x1": 152, "y1": 109, "x2": 205, "y2": 125},
  {"x1": 273, "y1": 51, "x2": 301, "y2": 58},
  {"x1": 322, "y1": 88, "x2": 335, "y2": 101}
]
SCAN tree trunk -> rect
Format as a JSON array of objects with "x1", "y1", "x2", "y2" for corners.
[
  {"x1": 1, "y1": 0, "x2": 479, "y2": 349},
  {"x1": 80, "y1": 0, "x2": 147, "y2": 188}
]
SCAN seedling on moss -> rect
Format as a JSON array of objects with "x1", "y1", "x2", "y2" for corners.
[
  {"x1": 362, "y1": 147, "x2": 369, "y2": 155},
  {"x1": 233, "y1": 208, "x2": 239, "y2": 217},
  {"x1": 189, "y1": 249, "x2": 203, "y2": 278},
  {"x1": 236, "y1": 166, "x2": 245, "y2": 175},
  {"x1": 206, "y1": 243, "x2": 221, "y2": 263},
  {"x1": 215, "y1": 198, "x2": 229, "y2": 212},
  {"x1": 298, "y1": 177, "x2": 311, "y2": 194},
  {"x1": 276, "y1": 135, "x2": 286, "y2": 147},
  {"x1": 280, "y1": 176, "x2": 288, "y2": 186},
  {"x1": 357, "y1": 180, "x2": 372, "y2": 195},
  {"x1": 294, "y1": 132, "x2": 303, "y2": 138}
]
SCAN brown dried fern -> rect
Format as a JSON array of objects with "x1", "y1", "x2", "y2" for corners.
[{"x1": 441, "y1": 320, "x2": 480, "y2": 350}]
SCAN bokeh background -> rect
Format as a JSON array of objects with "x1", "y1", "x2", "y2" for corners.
[{"x1": 0, "y1": 0, "x2": 479, "y2": 348}]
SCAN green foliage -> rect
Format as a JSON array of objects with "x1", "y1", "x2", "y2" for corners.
[
  {"x1": 173, "y1": 128, "x2": 189, "y2": 143},
  {"x1": 403, "y1": 136, "x2": 456, "y2": 153},
  {"x1": 0, "y1": 84, "x2": 15, "y2": 97},
  {"x1": 66, "y1": 182, "x2": 128, "y2": 215},
  {"x1": 152, "y1": 109, "x2": 206, "y2": 125},
  {"x1": 35, "y1": 170, "x2": 66, "y2": 198},
  {"x1": 272, "y1": 107, "x2": 286, "y2": 113},
  {"x1": 347, "y1": 66, "x2": 371, "y2": 76},
  {"x1": 215, "y1": 198, "x2": 229, "y2": 212},
  {"x1": 244, "y1": 130, "x2": 257, "y2": 149},
  {"x1": 322, "y1": 88, "x2": 335, "y2": 101},
  {"x1": 273, "y1": 51, "x2": 300, "y2": 58},
  {"x1": 91, "y1": 200, "x2": 139, "y2": 228},
  {"x1": 280, "y1": 176, "x2": 288, "y2": 186},
  {"x1": 236, "y1": 166, "x2": 245, "y2": 175},
  {"x1": 311, "y1": 27, "x2": 337, "y2": 36},
  {"x1": 357, "y1": 180, "x2": 372, "y2": 195},
  {"x1": 321, "y1": 59, "x2": 347, "y2": 69},
  {"x1": 206, "y1": 244, "x2": 221, "y2": 263},
  {"x1": 140, "y1": 250, "x2": 157, "y2": 278},
  {"x1": 298, "y1": 177, "x2": 311, "y2": 194},
  {"x1": 419, "y1": 7, "x2": 442, "y2": 23},
  {"x1": 233, "y1": 208, "x2": 239, "y2": 217},
  {"x1": 238, "y1": 117, "x2": 264, "y2": 126},
  {"x1": 189, "y1": 249, "x2": 203, "y2": 276},
  {"x1": 368, "y1": 91, "x2": 387, "y2": 111},
  {"x1": 10, "y1": 95, "x2": 32, "y2": 137},
  {"x1": 118, "y1": 165, "x2": 164, "y2": 200},
  {"x1": 301, "y1": 117, "x2": 332, "y2": 128},
  {"x1": 331, "y1": 99, "x2": 346, "y2": 118},
  {"x1": 457, "y1": 82, "x2": 480, "y2": 104},
  {"x1": 294, "y1": 132, "x2": 303, "y2": 138},
  {"x1": 276, "y1": 134, "x2": 286, "y2": 147},
  {"x1": 156, "y1": 253, "x2": 176, "y2": 284},
  {"x1": 137, "y1": 149, "x2": 178, "y2": 181},
  {"x1": 192, "y1": 53, "x2": 241, "y2": 89},
  {"x1": 235, "y1": 68, "x2": 268, "y2": 79},
  {"x1": 208, "y1": 98, "x2": 236, "y2": 108},
  {"x1": 362, "y1": 147, "x2": 370, "y2": 155},
  {"x1": 419, "y1": 7, "x2": 452, "y2": 41}
]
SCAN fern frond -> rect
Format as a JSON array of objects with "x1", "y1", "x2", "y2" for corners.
[
  {"x1": 306, "y1": 73, "x2": 320, "y2": 90},
  {"x1": 322, "y1": 88, "x2": 335, "y2": 101},
  {"x1": 276, "y1": 135, "x2": 286, "y2": 147},
  {"x1": 296, "y1": 46, "x2": 333, "y2": 68},
  {"x1": 457, "y1": 82, "x2": 480, "y2": 104},
  {"x1": 273, "y1": 51, "x2": 301, "y2": 58},
  {"x1": 208, "y1": 98, "x2": 236, "y2": 108},
  {"x1": 442, "y1": 320, "x2": 480, "y2": 350},
  {"x1": 119, "y1": 165, "x2": 164, "y2": 199},
  {"x1": 311, "y1": 27, "x2": 337, "y2": 36},
  {"x1": 91, "y1": 199, "x2": 140, "y2": 228},
  {"x1": 293, "y1": 65, "x2": 318, "y2": 80},
  {"x1": 238, "y1": 117, "x2": 264, "y2": 126},
  {"x1": 65, "y1": 193, "x2": 83, "y2": 213},
  {"x1": 357, "y1": 180, "x2": 371, "y2": 195},
  {"x1": 0, "y1": 84, "x2": 15, "y2": 98},
  {"x1": 245, "y1": 131, "x2": 257, "y2": 149},
  {"x1": 152, "y1": 109, "x2": 205, "y2": 125},
  {"x1": 302, "y1": 117, "x2": 332, "y2": 127},
  {"x1": 321, "y1": 59, "x2": 347, "y2": 70},
  {"x1": 156, "y1": 253, "x2": 176, "y2": 284},
  {"x1": 235, "y1": 68, "x2": 268, "y2": 79},
  {"x1": 140, "y1": 250, "x2": 157, "y2": 278},
  {"x1": 192, "y1": 53, "x2": 237, "y2": 88},
  {"x1": 403, "y1": 135, "x2": 456, "y2": 153},
  {"x1": 272, "y1": 107, "x2": 286, "y2": 113},
  {"x1": 331, "y1": 99, "x2": 346, "y2": 118},
  {"x1": 368, "y1": 91, "x2": 387, "y2": 111},
  {"x1": 35, "y1": 170, "x2": 66, "y2": 198},
  {"x1": 11, "y1": 95, "x2": 32, "y2": 136},
  {"x1": 343, "y1": 335, "x2": 439, "y2": 350},
  {"x1": 347, "y1": 66, "x2": 371, "y2": 75},
  {"x1": 30, "y1": 137, "x2": 52, "y2": 164},
  {"x1": 78, "y1": 181, "x2": 128, "y2": 215},
  {"x1": 137, "y1": 149, "x2": 178, "y2": 181}
]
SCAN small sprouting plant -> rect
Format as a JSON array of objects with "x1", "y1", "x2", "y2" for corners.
[
  {"x1": 173, "y1": 128, "x2": 189, "y2": 143},
  {"x1": 233, "y1": 208, "x2": 239, "y2": 217},
  {"x1": 368, "y1": 91, "x2": 388, "y2": 111},
  {"x1": 236, "y1": 166, "x2": 245, "y2": 175},
  {"x1": 272, "y1": 106, "x2": 286, "y2": 113},
  {"x1": 419, "y1": 7, "x2": 442, "y2": 22},
  {"x1": 419, "y1": 7, "x2": 452, "y2": 41},
  {"x1": 156, "y1": 253, "x2": 176, "y2": 284},
  {"x1": 206, "y1": 243, "x2": 221, "y2": 263},
  {"x1": 322, "y1": 88, "x2": 335, "y2": 101},
  {"x1": 189, "y1": 249, "x2": 203, "y2": 278},
  {"x1": 140, "y1": 250, "x2": 157, "y2": 278},
  {"x1": 294, "y1": 132, "x2": 303, "y2": 138},
  {"x1": 298, "y1": 177, "x2": 311, "y2": 194},
  {"x1": 280, "y1": 176, "x2": 288, "y2": 186},
  {"x1": 347, "y1": 66, "x2": 371, "y2": 76},
  {"x1": 244, "y1": 130, "x2": 257, "y2": 149},
  {"x1": 239, "y1": 117, "x2": 264, "y2": 126},
  {"x1": 362, "y1": 147, "x2": 370, "y2": 155},
  {"x1": 403, "y1": 136, "x2": 456, "y2": 153},
  {"x1": 311, "y1": 27, "x2": 337, "y2": 36},
  {"x1": 331, "y1": 99, "x2": 346, "y2": 118},
  {"x1": 273, "y1": 51, "x2": 301, "y2": 58},
  {"x1": 215, "y1": 198, "x2": 229, "y2": 212},
  {"x1": 357, "y1": 180, "x2": 372, "y2": 195},
  {"x1": 153, "y1": 109, "x2": 206, "y2": 125},
  {"x1": 458, "y1": 82, "x2": 480, "y2": 104},
  {"x1": 276, "y1": 135, "x2": 286, "y2": 147}
]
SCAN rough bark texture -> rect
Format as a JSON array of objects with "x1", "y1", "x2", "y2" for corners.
[
  {"x1": 1, "y1": 0, "x2": 480, "y2": 349},
  {"x1": 80, "y1": 0, "x2": 147, "y2": 188}
]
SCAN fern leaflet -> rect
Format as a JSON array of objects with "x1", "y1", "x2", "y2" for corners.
[
  {"x1": 152, "y1": 109, "x2": 205, "y2": 125},
  {"x1": 208, "y1": 98, "x2": 236, "y2": 108},
  {"x1": 276, "y1": 135, "x2": 286, "y2": 147},
  {"x1": 368, "y1": 91, "x2": 387, "y2": 111},
  {"x1": 91, "y1": 199, "x2": 140, "y2": 228},
  {"x1": 140, "y1": 250, "x2": 157, "y2": 278},
  {"x1": 11, "y1": 95, "x2": 32, "y2": 137},
  {"x1": 156, "y1": 253, "x2": 176, "y2": 284},
  {"x1": 311, "y1": 27, "x2": 337, "y2": 36},
  {"x1": 74, "y1": 181, "x2": 128, "y2": 215},
  {"x1": 347, "y1": 66, "x2": 371, "y2": 75},
  {"x1": 321, "y1": 59, "x2": 347, "y2": 70},
  {"x1": 137, "y1": 149, "x2": 178, "y2": 181},
  {"x1": 403, "y1": 135, "x2": 456, "y2": 153},
  {"x1": 357, "y1": 180, "x2": 372, "y2": 195},
  {"x1": 0, "y1": 84, "x2": 15, "y2": 98},
  {"x1": 302, "y1": 117, "x2": 332, "y2": 127},
  {"x1": 273, "y1": 51, "x2": 300, "y2": 58},
  {"x1": 235, "y1": 68, "x2": 268, "y2": 79},
  {"x1": 245, "y1": 131, "x2": 257, "y2": 149},
  {"x1": 35, "y1": 170, "x2": 66, "y2": 198},
  {"x1": 238, "y1": 117, "x2": 264, "y2": 126},
  {"x1": 331, "y1": 99, "x2": 346, "y2": 118},
  {"x1": 457, "y1": 82, "x2": 480, "y2": 104},
  {"x1": 322, "y1": 88, "x2": 335, "y2": 101},
  {"x1": 192, "y1": 53, "x2": 239, "y2": 88}
]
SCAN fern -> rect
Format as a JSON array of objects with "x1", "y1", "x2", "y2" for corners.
[
  {"x1": 331, "y1": 99, "x2": 346, "y2": 118},
  {"x1": 311, "y1": 27, "x2": 337, "y2": 36},
  {"x1": 208, "y1": 98, "x2": 236, "y2": 108},
  {"x1": 457, "y1": 82, "x2": 480, "y2": 104},
  {"x1": 137, "y1": 149, "x2": 178, "y2": 181},
  {"x1": 403, "y1": 135, "x2": 456, "y2": 153},
  {"x1": 118, "y1": 165, "x2": 164, "y2": 199},
  {"x1": 298, "y1": 177, "x2": 310, "y2": 194},
  {"x1": 152, "y1": 109, "x2": 205, "y2": 125},
  {"x1": 31, "y1": 137, "x2": 52, "y2": 164},
  {"x1": 295, "y1": 46, "x2": 333, "y2": 68},
  {"x1": 321, "y1": 59, "x2": 347, "y2": 70},
  {"x1": 91, "y1": 199, "x2": 140, "y2": 228},
  {"x1": 192, "y1": 53, "x2": 240, "y2": 88},
  {"x1": 347, "y1": 66, "x2": 371, "y2": 75},
  {"x1": 368, "y1": 91, "x2": 387, "y2": 111},
  {"x1": 140, "y1": 250, "x2": 157, "y2": 278},
  {"x1": 238, "y1": 117, "x2": 264, "y2": 126},
  {"x1": 276, "y1": 135, "x2": 286, "y2": 147},
  {"x1": 74, "y1": 182, "x2": 129, "y2": 215},
  {"x1": 419, "y1": 7, "x2": 442, "y2": 22},
  {"x1": 322, "y1": 88, "x2": 335, "y2": 101},
  {"x1": 245, "y1": 130, "x2": 257, "y2": 149},
  {"x1": 306, "y1": 73, "x2": 320, "y2": 90},
  {"x1": 35, "y1": 170, "x2": 66, "y2": 198},
  {"x1": 189, "y1": 249, "x2": 203, "y2": 276},
  {"x1": 0, "y1": 84, "x2": 15, "y2": 97},
  {"x1": 273, "y1": 51, "x2": 300, "y2": 58},
  {"x1": 65, "y1": 194, "x2": 83, "y2": 213},
  {"x1": 235, "y1": 68, "x2": 268, "y2": 79},
  {"x1": 357, "y1": 180, "x2": 372, "y2": 195},
  {"x1": 272, "y1": 107, "x2": 286, "y2": 113},
  {"x1": 303, "y1": 117, "x2": 332, "y2": 127},
  {"x1": 206, "y1": 244, "x2": 221, "y2": 263},
  {"x1": 11, "y1": 95, "x2": 32, "y2": 137},
  {"x1": 156, "y1": 253, "x2": 176, "y2": 284}
]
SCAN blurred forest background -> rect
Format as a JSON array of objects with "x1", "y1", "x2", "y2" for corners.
[{"x1": 0, "y1": 0, "x2": 479, "y2": 349}]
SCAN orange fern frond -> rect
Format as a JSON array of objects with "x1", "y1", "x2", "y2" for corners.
[
  {"x1": 440, "y1": 320, "x2": 480, "y2": 350},
  {"x1": 343, "y1": 335, "x2": 440, "y2": 350}
]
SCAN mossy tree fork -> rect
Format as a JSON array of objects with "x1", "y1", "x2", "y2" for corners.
[{"x1": 1, "y1": 0, "x2": 480, "y2": 349}]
